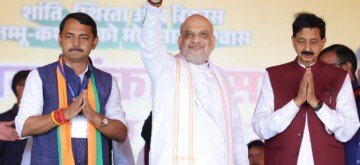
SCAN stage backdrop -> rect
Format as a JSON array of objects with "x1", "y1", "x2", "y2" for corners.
[{"x1": 1, "y1": 0, "x2": 359, "y2": 161}]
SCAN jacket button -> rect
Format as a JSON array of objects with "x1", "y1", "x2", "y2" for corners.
[{"x1": 297, "y1": 133, "x2": 302, "y2": 136}]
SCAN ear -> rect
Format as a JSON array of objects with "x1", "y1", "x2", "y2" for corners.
[
  {"x1": 15, "y1": 86, "x2": 21, "y2": 98},
  {"x1": 342, "y1": 62, "x2": 352, "y2": 72},
  {"x1": 210, "y1": 35, "x2": 216, "y2": 50},
  {"x1": 15, "y1": 83, "x2": 24, "y2": 100},
  {"x1": 291, "y1": 36, "x2": 296, "y2": 49},
  {"x1": 178, "y1": 35, "x2": 182, "y2": 48},
  {"x1": 92, "y1": 37, "x2": 99, "y2": 50},
  {"x1": 320, "y1": 37, "x2": 326, "y2": 48},
  {"x1": 58, "y1": 34, "x2": 62, "y2": 47}
]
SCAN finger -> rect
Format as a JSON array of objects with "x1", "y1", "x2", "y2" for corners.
[
  {"x1": 82, "y1": 92, "x2": 88, "y2": 104},
  {"x1": 0, "y1": 129, "x2": 17, "y2": 141},
  {"x1": 3, "y1": 136, "x2": 16, "y2": 141},
  {"x1": 82, "y1": 104, "x2": 91, "y2": 118},
  {"x1": 70, "y1": 95, "x2": 84, "y2": 109},
  {"x1": 8, "y1": 134, "x2": 19, "y2": 140},
  {"x1": 309, "y1": 72, "x2": 314, "y2": 83},
  {"x1": 301, "y1": 71, "x2": 309, "y2": 86},
  {"x1": 80, "y1": 101, "x2": 86, "y2": 112},
  {"x1": 3, "y1": 120, "x2": 15, "y2": 126},
  {"x1": 83, "y1": 101, "x2": 91, "y2": 113},
  {"x1": 82, "y1": 90, "x2": 89, "y2": 104},
  {"x1": 82, "y1": 89, "x2": 87, "y2": 95},
  {"x1": 10, "y1": 131, "x2": 20, "y2": 139}
]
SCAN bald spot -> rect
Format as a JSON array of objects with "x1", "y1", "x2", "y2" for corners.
[{"x1": 180, "y1": 14, "x2": 213, "y2": 35}]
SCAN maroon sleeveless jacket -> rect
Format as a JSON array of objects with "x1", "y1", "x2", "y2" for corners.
[{"x1": 265, "y1": 58, "x2": 347, "y2": 165}]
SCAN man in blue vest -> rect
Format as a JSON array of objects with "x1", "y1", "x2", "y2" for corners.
[
  {"x1": 320, "y1": 44, "x2": 360, "y2": 165},
  {"x1": 15, "y1": 12, "x2": 128, "y2": 165}
]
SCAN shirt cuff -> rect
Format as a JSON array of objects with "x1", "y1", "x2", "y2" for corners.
[
  {"x1": 270, "y1": 100, "x2": 300, "y2": 133},
  {"x1": 314, "y1": 103, "x2": 333, "y2": 134},
  {"x1": 14, "y1": 115, "x2": 29, "y2": 139}
]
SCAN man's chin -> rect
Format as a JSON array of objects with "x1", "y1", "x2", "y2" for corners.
[
  {"x1": 298, "y1": 58, "x2": 316, "y2": 66},
  {"x1": 185, "y1": 56, "x2": 207, "y2": 65}
]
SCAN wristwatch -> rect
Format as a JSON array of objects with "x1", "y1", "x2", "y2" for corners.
[
  {"x1": 101, "y1": 117, "x2": 109, "y2": 127},
  {"x1": 313, "y1": 101, "x2": 323, "y2": 112}
]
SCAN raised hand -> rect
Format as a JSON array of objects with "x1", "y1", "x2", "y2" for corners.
[{"x1": 0, "y1": 121, "x2": 20, "y2": 141}]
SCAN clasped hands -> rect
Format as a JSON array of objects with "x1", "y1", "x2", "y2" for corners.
[
  {"x1": 62, "y1": 90, "x2": 102, "y2": 126},
  {"x1": 294, "y1": 67, "x2": 320, "y2": 108}
]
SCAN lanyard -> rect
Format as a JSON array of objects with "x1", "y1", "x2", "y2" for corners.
[{"x1": 57, "y1": 57, "x2": 92, "y2": 100}]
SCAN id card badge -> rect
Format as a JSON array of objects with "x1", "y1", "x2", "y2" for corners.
[{"x1": 71, "y1": 115, "x2": 88, "y2": 138}]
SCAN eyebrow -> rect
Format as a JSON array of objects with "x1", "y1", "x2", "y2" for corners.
[
  {"x1": 184, "y1": 30, "x2": 209, "y2": 33},
  {"x1": 65, "y1": 32, "x2": 89, "y2": 37}
]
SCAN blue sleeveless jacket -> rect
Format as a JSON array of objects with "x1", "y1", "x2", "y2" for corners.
[{"x1": 31, "y1": 61, "x2": 112, "y2": 165}]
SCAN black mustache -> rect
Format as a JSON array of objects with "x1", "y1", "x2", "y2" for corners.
[
  {"x1": 301, "y1": 50, "x2": 314, "y2": 55},
  {"x1": 69, "y1": 47, "x2": 84, "y2": 52}
]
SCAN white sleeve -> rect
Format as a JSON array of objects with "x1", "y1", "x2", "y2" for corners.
[
  {"x1": 104, "y1": 77, "x2": 127, "y2": 128},
  {"x1": 315, "y1": 74, "x2": 360, "y2": 142},
  {"x1": 15, "y1": 69, "x2": 44, "y2": 139},
  {"x1": 140, "y1": 3, "x2": 173, "y2": 80},
  {"x1": 252, "y1": 71, "x2": 300, "y2": 140}
]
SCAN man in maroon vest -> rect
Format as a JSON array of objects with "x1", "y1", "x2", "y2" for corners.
[{"x1": 252, "y1": 12, "x2": 360, "y2": 165}]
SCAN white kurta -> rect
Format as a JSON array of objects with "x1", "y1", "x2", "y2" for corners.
[
  {"x1": 140, "y1": 3, "x2": 248, "y2": 165},
  {"x1": 252, "y1": 67, "x2": 360, "y2": 165}
]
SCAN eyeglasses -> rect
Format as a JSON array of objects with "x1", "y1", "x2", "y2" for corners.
[{"x1": 329, "y1": 61, "x2": 346, "y2": 67}]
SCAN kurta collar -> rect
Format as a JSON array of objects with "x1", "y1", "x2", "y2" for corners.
[
  {"x1": 64, "y1": 61, "x2": 89, "y2": 77},
  {"x1": 293, "y1": 57, "x2": 322, "y2": 71},
  {"x1": 188, "y1": 61, "x2": 210, "y2": 70}
]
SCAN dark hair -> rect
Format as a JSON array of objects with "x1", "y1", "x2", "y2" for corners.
[
  {"x1": 247, "y1": 140, "x2": 264, "y2": 150},
  {"x1": 141, "y1": 111, "x2": 152, "y2": 149},
  {"x1": 59, "y1": 12, "x2": 97, "y2": 38},
  {"x1": 11, "y1": 70, "x2": 30, "y2": 96},
  {"x1": 320, "y1": 44, "x2": 357, "y2": 78},
  {"x1": 292, "y1": 12, "x2": 326, "y2": 39}
]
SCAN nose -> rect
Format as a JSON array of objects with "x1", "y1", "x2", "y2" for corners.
[
  {"x1": 304, "y1": 41, "x2": 311, "y2": 51},
  {"x1": 72, "y1": 37, "x2": 80, "y2": 46},
  {"x1": 191, "y1": 34, "x2": 201, "y2": 43}
]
